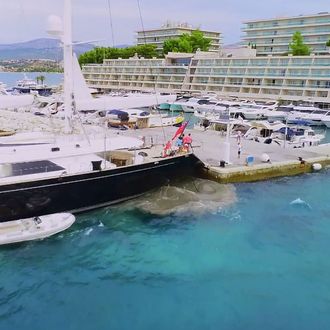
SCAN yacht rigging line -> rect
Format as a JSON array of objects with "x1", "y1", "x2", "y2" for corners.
[
  {"x1": 135, "y1": 0, "x2": 167, "y2": 143},
  {"x1": 136, "y1": 0, "x2": 147, "y2": 44},
  {"x1": 153, "y1": 87, "x2": 169, "y2": 145},
  {"x1": 106, "y1": 0, "x2": 115, "y2": 47}
]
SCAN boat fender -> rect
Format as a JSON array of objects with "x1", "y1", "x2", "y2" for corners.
[
  {"x1": 260, "y1": 153, "x2": 271, "y2": 163},
  {"x1": 312, "y1": 163, "x2": 322, "y2": 171}
]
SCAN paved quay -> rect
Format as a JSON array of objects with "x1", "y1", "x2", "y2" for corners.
[{"x1": 120, "y1": 126, "x2": 330, "y2": 183}]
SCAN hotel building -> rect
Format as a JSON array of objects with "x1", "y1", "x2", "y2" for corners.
[
  {"x1": 242, "y1": 12, "x2": 330, "y2": 56},
  {"x1": 136, "y1": 22, "x2": 222, "y2": 53},
  {"x1": 82, "y1": 52, "x2": 330, "y2": 105}
]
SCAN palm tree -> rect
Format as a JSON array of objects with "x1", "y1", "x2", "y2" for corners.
[{"x1": 39, "y1": 75, "x2": 46, "y2": 86}]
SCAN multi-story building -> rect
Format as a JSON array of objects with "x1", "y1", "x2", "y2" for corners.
[
  {"x1": 82, "y1": 52, "x2": 330, "y2": 105},
  {"x1": 242, "y1": 12, "x2": 330, "y2": 56},
  {"x1": 136, "y1": 22, "x2": 221, "y2": 53},
  {"x1": 83, "y1": 54, "x2": 189, "y2": 93}
]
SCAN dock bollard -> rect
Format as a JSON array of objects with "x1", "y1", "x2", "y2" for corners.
[{"x1": 312, "y1": 163, "x2": 322, "y2": 171}]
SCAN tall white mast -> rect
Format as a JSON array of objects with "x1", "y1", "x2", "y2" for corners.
[{"x1": 63, "y1": 0, "x2": 73, "y2": 133}]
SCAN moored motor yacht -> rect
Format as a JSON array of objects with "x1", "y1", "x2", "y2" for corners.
[
  {"x1": 244, "y1": 121, "x2": 324, "y2": 148},
  {"x1": 99, "y1": 108, "x2": 184, "y2": 129},
  {"x1": 286, "y1": 109, "x2": 329, "y2": 126},
  {"x1": 13, "y1": 77, "x2": 53, "y2": 96},
  {"x1": 181, "y1": 96, "x2": 218, "y2": 113},
  {"x1": 169, "y1": 97, "x2": 191, "y2": 111},
  {"x1": 321, "y1": 112, "x2": 330, "y2": 128},
  {"x1": 234, "y1": 104, "x2": 269, "y2": 120},
  {"x1": 272, "y1": 126, "x2": 325, "y2": 147},
  {"x1": 194, "y1": 116, "x2": 251, "y2": 135}
]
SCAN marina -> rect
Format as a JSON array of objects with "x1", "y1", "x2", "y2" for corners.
[
  {"x1": 121, "y1": 125, "x2": 330, "y2": 182},
  {"x1": 1, "y1": 1, "x2": 330, "y2": 329}
]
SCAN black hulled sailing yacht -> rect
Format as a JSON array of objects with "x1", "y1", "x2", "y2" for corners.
[
  {"x1": 0, "y1": 135, "x2": 200, "y2": 222},
  {"x1": 0, "y1": 0, "x2": 201, "y2": 222}
]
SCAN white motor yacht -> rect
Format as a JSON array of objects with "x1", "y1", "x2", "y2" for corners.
[
  {"x1": 99, "y1": 108, "x2": 184, "y2": 128},
  {"x1": 181, "y1": 96, "x2": 218, "y2": 113},
  {"x1": 13, "y1": 76, "x2": 53, "y2": 96},
  {"x1": 287, "y1": 109, "x2": 329, "y2": 126},
  {"x1": 194, "y1": 99, "x2": 244, "y2": 114},
  {"x1": 321, "y1": 112, "x2": 330, "y2": 128},
  {"x1": 244, "y1": 121, "x2": 325, "y2": 148},
  {"x1": 234, "y1": 104, "x2": 269, "y2": 120}
]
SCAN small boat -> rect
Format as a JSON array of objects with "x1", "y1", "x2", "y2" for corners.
[
  {"x1": 181, "y1": 96, "x2": 218, "y2": 113},
  {"x1": 101, "y1": 108, "x2": 184, "y2": 129},
  {"x1": 169, "y1": 98, "x2": 189, "y2": 111},
  {"x1": 0, "y1": 129, "x2": 15, "y2": 137},
  {"x1": 287, "y1": 109, "x2": 329, "y2": 126},
  {"x1": 0, "y1": 213, "x2": 75, "y2": 245},
  {"x1": 13, "y1": 77, "x2": 53, "y2": 97},
  {"x1": 244, "y1": 121, "x2": 325, "y2": 148}
]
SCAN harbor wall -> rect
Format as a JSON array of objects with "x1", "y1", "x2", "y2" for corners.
[{"x1": 200, "y1": 156, "x2": 330, "y2": 183}]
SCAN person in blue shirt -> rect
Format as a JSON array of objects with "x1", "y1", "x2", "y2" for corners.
[{"x1": 175, "y1": 135, "x2": 184, "y2": 152}]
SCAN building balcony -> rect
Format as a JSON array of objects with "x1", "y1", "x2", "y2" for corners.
[{"x1": 242, "y1": 21, "x2": 330, "y2": 32}]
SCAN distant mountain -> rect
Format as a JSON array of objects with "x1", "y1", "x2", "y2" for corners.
[
  {"x1": 0, "y1": 38, "x2": 95, "y2": 60},
  {"x1": 222, "y1": 42, "x2": 243, "y2": 49},
  {"x1": 115, "y1": 44, "x2": 131, "y2": 49}
]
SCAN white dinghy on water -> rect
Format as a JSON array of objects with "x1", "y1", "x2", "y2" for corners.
[{"x1": 0, "y1": 213, "x2": 75, "y2": 245}]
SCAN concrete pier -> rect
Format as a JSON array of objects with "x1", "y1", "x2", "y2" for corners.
[{"x1": 121, "y1": 126, "x2": 330, "y2": 183}]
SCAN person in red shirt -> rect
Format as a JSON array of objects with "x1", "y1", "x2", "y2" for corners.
[
  {"x1": 183, "y1": 133, "x2": 192, "y2": 151},
  {"x1": 163, "y1": 140, "x2": 172, "y2": 157}
]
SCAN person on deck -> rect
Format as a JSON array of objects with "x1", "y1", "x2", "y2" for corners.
[
  {"x1": 163, "y1": 140, "x2": 172, "y2": 157},
  {"x1": 183, "y1": 133, "x2": 193, "y2": 152},
  {"x1": 175, "y1": 135, "x2": 183, "y2": 152},
  {"x1": 237, "y1": 143, "x2": 242, "y2": 159}
]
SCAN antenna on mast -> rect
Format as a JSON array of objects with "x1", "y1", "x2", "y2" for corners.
[{"x1": 47, "y1": 0, "x2": 73, "y2": 134}]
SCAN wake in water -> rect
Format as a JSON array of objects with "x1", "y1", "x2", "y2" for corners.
[
  {"x1": 290, "y1": 198, "x2": 312, "y2": 210},
  {"x1": 122, "y1": 178, "x2": 237, "y2": 217}
]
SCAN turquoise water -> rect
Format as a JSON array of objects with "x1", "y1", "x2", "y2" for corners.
[
  {"x1": 1, "y1": 173, "x2": 330, "y2": 330},
  {"x1": 1, "y1": 72, "x2": 330, "y2": 329}
]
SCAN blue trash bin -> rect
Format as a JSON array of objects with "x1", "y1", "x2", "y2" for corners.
[{"x1": 246, "y1": 155, "x2": 254, "y2": 166}]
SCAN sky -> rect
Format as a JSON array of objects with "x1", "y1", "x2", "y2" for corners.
[{"x1": 0, "y1": 0, "x2": 329, "y2": 46}]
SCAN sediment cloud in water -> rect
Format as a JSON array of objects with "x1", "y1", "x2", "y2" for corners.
[{"x1": 133, "y1": 178, "x2": 237, "y2": 216}]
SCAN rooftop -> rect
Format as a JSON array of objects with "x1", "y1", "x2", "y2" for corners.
[{"x1": 244, "y1": 12, "x2": 330, "y2": 24}]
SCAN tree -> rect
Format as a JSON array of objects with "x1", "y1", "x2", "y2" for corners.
[
  {"x1": 39, "y1": 75, "x2": 46, "y2": 85},
  {"x1": 289, "y1": 31, "x2": 311, "y2": 56},
  {"x1": 163, "y1": 39, "x2": 180, "y2": 54},
  {"x1": 162, "y1": 30, "x2": 211, "y2": 54},
  {"x1": 189, "y1": 30, "x2": 211, "y2": 51},
  {"x1": 78, "y1": 44, "x2": 158, "y2": 66},
  {"x1": 326, "y1": 39, "x2": 330, "y2": 47}
]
